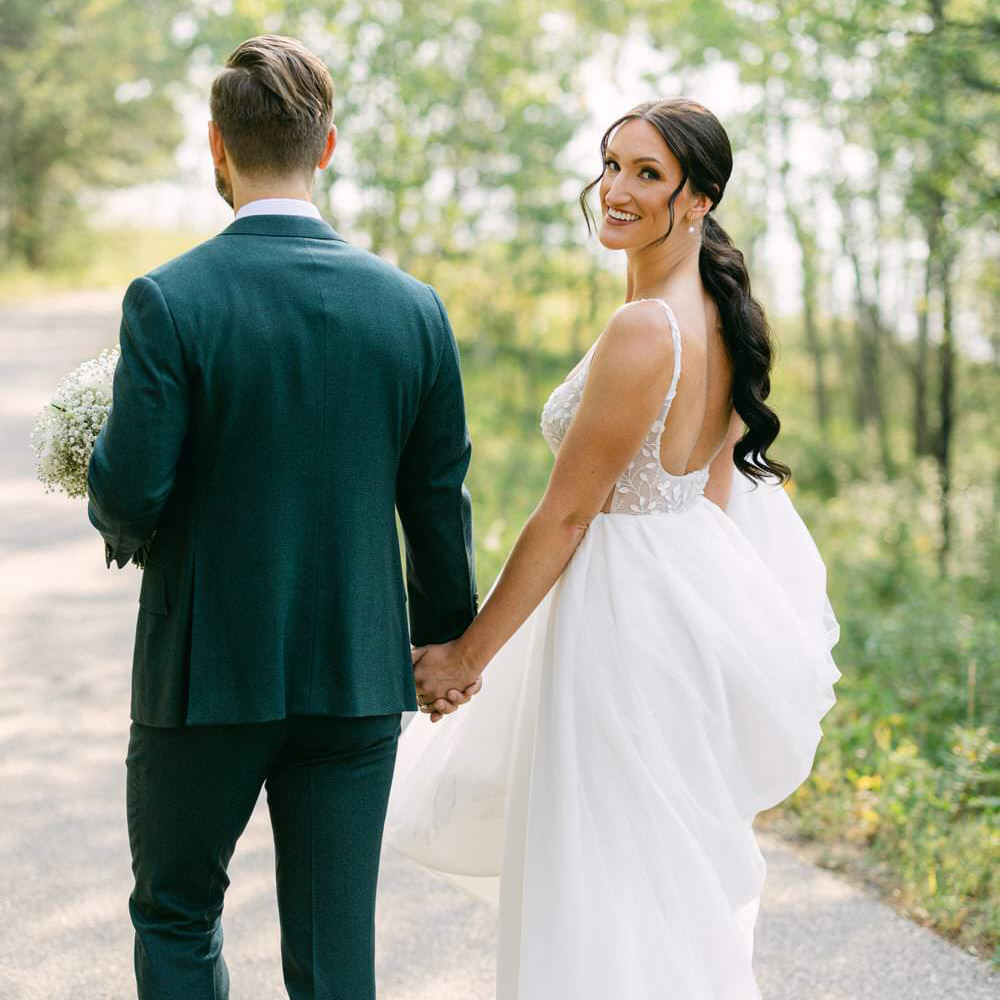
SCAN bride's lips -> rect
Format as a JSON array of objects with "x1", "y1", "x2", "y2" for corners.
[{"x1": 604, "y1": 209, "x2": 640, "y2": 227}]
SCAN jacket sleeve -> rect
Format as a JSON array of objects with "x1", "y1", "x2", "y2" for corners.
[
  {"x1": 87, "y1": 276, "x2": 190, "y2": 569},
  {"x1": 395, "y1": 286, "x2": 478, "y2": 646}
]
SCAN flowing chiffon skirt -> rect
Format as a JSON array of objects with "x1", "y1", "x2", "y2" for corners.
[{"x1": 385, "y1": 476, "x2": 840, "y2": 999}]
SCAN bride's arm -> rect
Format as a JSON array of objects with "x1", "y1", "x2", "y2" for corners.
[
  {"x1": 415, "y1": 302, "x2": 676, "y2": 700},
  {"x1": 703, "y1": 410, "x2": 744, "y2": 511}
]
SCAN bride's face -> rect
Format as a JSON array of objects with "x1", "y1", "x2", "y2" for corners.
[{"x1": 597, "y1": 119, "x2": 694, "y2": 252}]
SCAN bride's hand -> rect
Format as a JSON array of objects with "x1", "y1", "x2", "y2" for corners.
[{"x1": 412, "y1": 642, "x2": 482, "y2": 722}]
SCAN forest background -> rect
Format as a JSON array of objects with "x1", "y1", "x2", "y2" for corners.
[{"x1": 2, "y1": 0, "x2": 997, "y2": 966}]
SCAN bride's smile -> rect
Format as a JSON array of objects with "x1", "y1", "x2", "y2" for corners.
[
  {"x1": 598, "y1": 123, "x2": 668, "y2": 244},
  {"x1": 606, "y1": 206, "x2": 641, "y2": 222},
  {"x1": 597, "y1": 118, "x2": 705, "y2": 258}
]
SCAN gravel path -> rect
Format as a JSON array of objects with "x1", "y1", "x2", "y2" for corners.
[{"x1": 1, "y1": 292, "x2": 995, "y2": 999}]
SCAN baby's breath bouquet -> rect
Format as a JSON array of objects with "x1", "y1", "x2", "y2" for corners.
[{"x1": 32, "y1": 347, "x2": 120, "y2": 498}]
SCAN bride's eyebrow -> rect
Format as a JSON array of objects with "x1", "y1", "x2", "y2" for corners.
[{"x1": 605, "y1": 150, "x2": 665, "y2": 168}]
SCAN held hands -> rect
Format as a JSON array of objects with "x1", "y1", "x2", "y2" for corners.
[{"x1": 412, "y1": 640, "x2": 482, "y2": 723}]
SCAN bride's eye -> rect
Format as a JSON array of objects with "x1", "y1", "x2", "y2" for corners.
[
  {"x1": 603, "y1": 158, "x2": 620, "y2": 172},
  {"x1": 640, "y1": 167, "x2": 660, "y2": 180}
]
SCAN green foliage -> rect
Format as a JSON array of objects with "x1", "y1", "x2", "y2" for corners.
[
  {"x1": 767, "y1": 464, "x2": 1000, "y2": 961},
  {"x1": 788, "y1": 719, "x2": 1000, "y2": 957},
  {"x1": 0, "y1": 0, "x2": 193, "y2": 267}
]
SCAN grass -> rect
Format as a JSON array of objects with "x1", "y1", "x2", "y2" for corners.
[{"x1": 0, "y1": 227, "x2": 214, "y2": 303}]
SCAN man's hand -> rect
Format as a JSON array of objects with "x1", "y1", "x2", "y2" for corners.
[{"x1": 412, "y1": 641, "x2": 482, "y2": 722}]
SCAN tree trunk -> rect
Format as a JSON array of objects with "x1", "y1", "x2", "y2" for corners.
[
  {"x1": 914, "y1": 251, "x2": 933, "y2": 456},
  {"x1": 935, "y1": 251, "x2": 956, "y2": 575},
  {"x1": 848, "y1": 247, "x2": 895, "y2": 478},
  {"x1": 828, "y1": 303, "x2": 853, "y2": 425},
  {"x1": 914, "y1": 199, "x2": 942, "y2": 456},
  {"x1": 777, "y1": 111, "x2": 829, "y2": 431},
  {"x1": 837, "y1": 224, "x2": 868, "y2": 434},
  {"x1": 790, "y1": 206, "x2": 829, "y2": 430}
]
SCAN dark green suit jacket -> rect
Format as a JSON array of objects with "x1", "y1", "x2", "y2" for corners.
[{"x1": 87, "y1": 214, "x2": 477, "y2": 726}]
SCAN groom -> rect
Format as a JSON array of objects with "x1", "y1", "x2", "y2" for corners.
[{"x1": 87, "y1": 34, "x2": 478, "y2": 999}]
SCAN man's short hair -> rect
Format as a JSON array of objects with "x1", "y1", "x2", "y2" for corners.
[{"x1": 210, "y1": 34, "x2": 334, "y2": 177}]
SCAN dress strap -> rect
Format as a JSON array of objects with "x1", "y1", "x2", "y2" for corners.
[{"x1": 636, "y1": 297, "x2": 683, "y2": 443}]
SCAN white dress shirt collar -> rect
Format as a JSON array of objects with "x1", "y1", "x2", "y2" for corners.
[{"x1": 235, "y1": 198, "x2": 322, "y2": 221}]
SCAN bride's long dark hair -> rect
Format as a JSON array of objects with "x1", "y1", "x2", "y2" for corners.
[{"x1": 580, "y1": 98, "x2": 790, "y2": 484}]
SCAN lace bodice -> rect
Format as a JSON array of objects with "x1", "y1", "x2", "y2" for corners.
[{"x1": 540, "y1": 298, "x2": 710, "y2": 515}]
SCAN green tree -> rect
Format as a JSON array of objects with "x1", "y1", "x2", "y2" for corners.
[
  {"x1": 898, "y1": 0, "x2": 998, "y2": 571},
  {"x1": 0, "y1": 0, "x2": 192, "y2": 266}
]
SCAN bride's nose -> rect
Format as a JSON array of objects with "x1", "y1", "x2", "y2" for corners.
[{"x1": 605, "y1": 175, "x2": 632, "y2": 206}]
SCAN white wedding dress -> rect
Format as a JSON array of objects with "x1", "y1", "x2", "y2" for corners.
[{"x1": 385, "y1": 298, "x2": 841, "y2": 999}]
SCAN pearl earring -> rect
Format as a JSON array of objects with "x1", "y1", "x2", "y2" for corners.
[{"x1": 688, "y1": 224, "x2": 695, "y2": 234}]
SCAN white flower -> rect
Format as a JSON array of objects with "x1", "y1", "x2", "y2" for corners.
[{"x1": 31, "y1": 346, "x2": 120, "y2": 498}]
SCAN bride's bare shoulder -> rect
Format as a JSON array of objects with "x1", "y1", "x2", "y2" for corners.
[{"x1": 593, "y1": 299, "x2": 676, "y2": 374}]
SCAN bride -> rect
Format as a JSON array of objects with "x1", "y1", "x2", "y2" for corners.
[{"x1": 385, "y1": 98, "x2": 841, "y2": 999}]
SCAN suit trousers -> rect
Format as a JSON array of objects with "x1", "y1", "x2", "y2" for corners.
[{"x1": 125, "y1": 713, "x2": 402, "y2": 1000}]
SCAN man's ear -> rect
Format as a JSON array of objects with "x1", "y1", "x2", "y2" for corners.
[
  {"x1": 208, "y1": 121, "x2": 228, "y2": 169},
  {"x1": 317, "y1": 125, "x2": 337, "y2": 169}
]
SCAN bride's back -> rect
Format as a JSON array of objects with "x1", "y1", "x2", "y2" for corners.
[
  {"x1": 658, "y1": 291, "x2": 733, "y2": 474},
  {"x1": 600, "y1": 291, "x2": 733, "y2": 513}
]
